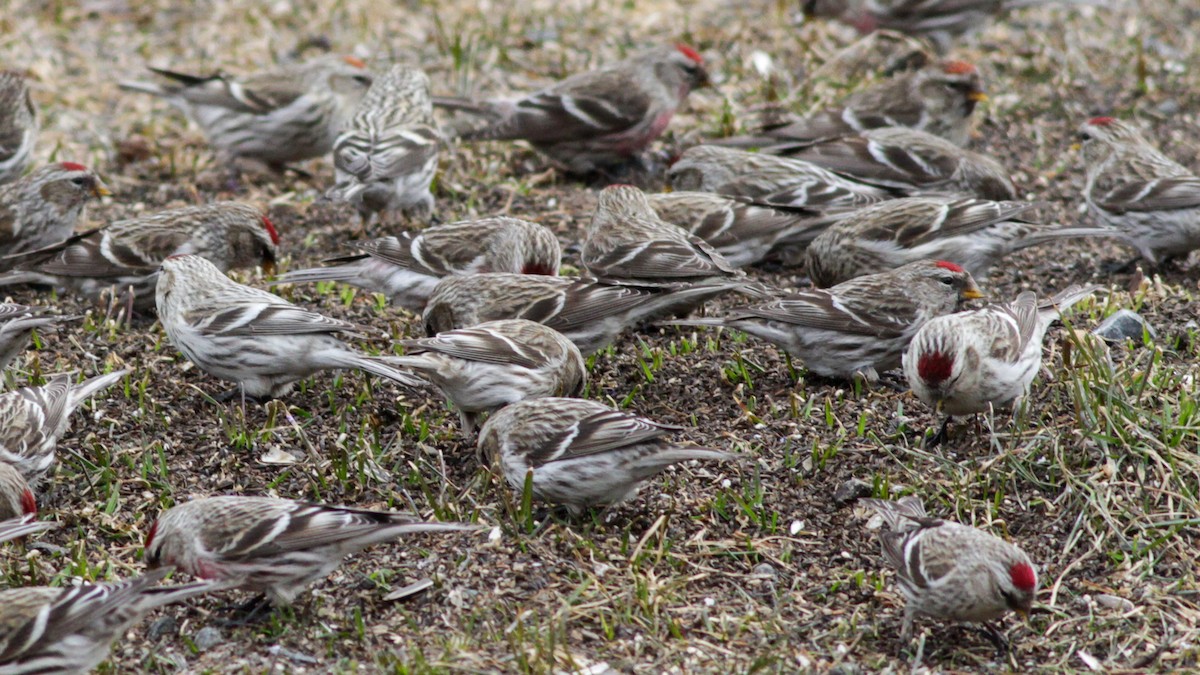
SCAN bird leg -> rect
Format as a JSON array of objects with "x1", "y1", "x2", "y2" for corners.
[
  {"x1": 216, "y1": 594, "x2": 274, "y2": 627},
  {"x1": 1101, "y1": 256, "x2": 1143, "y2": 275},
  {"x1": 976, "y1": 621, "x2": 1011, "y2": 659},
  {"x1": 925, "y1": 416, "x2": 953, "y2": 449}
]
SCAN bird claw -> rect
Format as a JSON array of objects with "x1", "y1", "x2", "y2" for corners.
[
  {"x1": 924, "y1": 416, "x2": 952, "y2": 449},
  {"x1": 215, "y1": 594, "x2": 274, "y2": 627}
]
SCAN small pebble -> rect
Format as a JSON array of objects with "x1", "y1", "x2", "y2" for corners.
[
  {"x1": 752, "y1": 562, "x2": 777, "y2": 579},
  {"x1": 192, "y1": 626, "x2": 224, "y2": 651},
  {"x1": 832, "y1": 479, "x2": 872, "y2": 505},
  {"x1": 1092, "y1": 309, "x2": 1156, "y2": 343},
  {"x1": 146, "y1": 615, "x2": 178, "y2": 640}
]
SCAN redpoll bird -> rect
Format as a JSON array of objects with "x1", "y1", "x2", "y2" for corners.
[
  {"x1": 276, "y1": 217, "x2": 561, "y2": 313},
  {"x1": 0, "y1": 201, "x2": 279, "y2": 312},
  {"x1": 435, "y1": 45, "x2": 708, "y2": 174},
  {"x1": 666, "y1": 260, "x2": 982, "y2": 383},
  {"x1": 647, "y1": 191, "x2": 839, "y2": 267},
  {"x1": 0, "y1": 163, "x2": 109, "y2": 257},
  {"x1": 904, "y1": 285, "x2": 1099, "y2": 443},
  {"x1": 0, "y1": 303, "x2": 76, "y2": 371},
  {"x1": 328, "y1": 64, "x2": 441, "y2": 224},
  {"x1": 804, "y1": 197, "x2": 1128, "y2": 287},
  {"x1": 582, "y1": 185, "x2": 744, "y2": 286},
  {"x1": 667, "y1": 144, "x2": 892, "y2": 206},
  {"x1": 387, "y1": 319, "x2": 585, "y2": 435},
  {"x1": 0, "y1": 70, "x2": 38, "y2": 185},
  {"x1": 0, "y1": 369, "x2": 128, "y2": 484},
  {"x1": 144, "y1": 496, "x2": 475, "y2": 606},
  {"x1": 423, "y1": 273, "x2": 745, "y2": 355},
  {"x1": 862, "y1": 496, "x2": 1037, "y2": 643},
  {"x1": 119, "y1": 54, "x2": 372, "y2": 169},
  {"x1": 0, "y1": 462, "x2": 36, "y2": 521},
  {"x1": 807, "y1": 0, "x2": 1098, "y2": 52},
  {"x1": 477, "y1": 397, "x2": 734, "y2": 514},
  {"x1": 0, "y1": 514, "x2": 57, "y2": 544},
  {"x1": 761, "y1": 127, "x2": 1017, "y2": 201},
  {"x1": 156, "y1": 254, "x2": 423, "y2": 400},
  {"x1": 1078, "y1": 116, "x2": 1200, "y2": 266},
  {"x1": 723, "y1": 60, "x2": 986, "y2": 149},
  {"x1": 0, "y1": 569, "x2": 222, "y2": 674}
]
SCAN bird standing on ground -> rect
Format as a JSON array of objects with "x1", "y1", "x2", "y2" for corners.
[
  {"x1": 156, "y1": 254, "x2": 424, "y2": 401},
  {"x1": 0, "y1": 163, "x2": 109, "y2": 258},
  {"x1": 861, "y1": 496, "x2": 1037, "y2": 646},
  {"x1": 1078, "y1": 116, "x2": 1200, "y2": 266},
  {"x1": 119, "y1": 54, "x2": 373, "y2": 170},
  {"x1": 327, "y1": 64, "x2": 441, "y2": 226},
  {"x1": 435, "y1": 45, "x2": 708, "y2": 174}
]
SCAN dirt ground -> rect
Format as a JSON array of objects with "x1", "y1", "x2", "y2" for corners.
[{"x1": 1, "y1": 0, "x2": 1199, "y2": 672}]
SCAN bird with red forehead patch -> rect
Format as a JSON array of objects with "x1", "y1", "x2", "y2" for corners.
[
  {"x1": 0, "y1": 163, "x2": 109, "y2": 258},
  {"x1": 804, "y1": 196, "x2": 1125, "y2": 287},
  {"x1": 717, "y1": 58, "x2": 986, "y2": 149},
  {"x1": 1077, "y1": 115, "x2": 1200, "y2": 266},
  {"x1": 431, "y1": 44, "x2": 708, "y2": 174},
  {"x1": 119, "y1": 54, "x2": 372, "y2": 171},
  {"x1": 664, "y1": 259, "x2": 981, "y2": 385},
  {"x1": 275, "y1": 216, "x2": 560, "y2": 314},
  {"x1": 804, "y1": 0, "x2": 1053, "y2": 53},
  {"x1": 0, "y1": 201, "x2": 277, "y2": 315},
  {"x1": 904, "y1": 284, "x2": 1101, "y2": 446},
  {"x1": 861, "y1": 495, "x2": 1038, "y2": 647}
]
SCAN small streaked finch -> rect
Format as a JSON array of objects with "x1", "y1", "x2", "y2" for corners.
[
  {"x1": 144, "y1": 495, "x2": 476, "y2": 607},
  {"x1": 666, "y1": 260, "x2": 982, "y2": 384},
  {"x1": 119, "y1": 54, "x2": 372, "y2": 170},
  {"x1": 804, "y1": 197, "x2": 1129, "y2": 286},
  {"x1": 759, "y1": 127, "x2": 1017, "y2": 201},
  {"x1": 0, "y1": 163, "x2": 109, "y2": 258},
  {"x1": 423, "y1": 273, "x2": 744, "y2": 355},
  {"x1": 862, "y1": 496, "x2": 1037, "y2": 644},
  {"x1": 0, "y1": 201, "x2": 279, "y2": 313},
  {"x1": 0, "y1": 369, "x2": 129, "y2": 484},
  {"x1": 1078, "y1": 116, "x2": 1200, "y2": 266},
  {"x1": 275, "y1": 217, "x2": 561, "y2": 313},
  {"x1": 721, "y1": 60, "x2": 986, "y2": 149},
  {"x1": 386, "y1": 319, "x2": 585, "y2": 435},
  {"x1": 156, "y1": 254, "x2": 426, "y2": 400},
  {"x1": 477, "y1": 397, "x2": 734, "y2": 514},
  {"x1": 435, "y1": 45, "x2": 708, "y2": 174},
  {"x1": 0, "y1": 569, "x2": 223, "y2": 674},
  {"x1": 327, "y1": 64, "x2": 441, "y2": 225},
  {"x1": 904, "y1": 285, "x2": 1100, "y2": 444}
]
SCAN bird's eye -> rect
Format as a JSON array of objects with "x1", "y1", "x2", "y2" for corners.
[
  {"x1": 1079, "y1": 132, "x2": 1092, "y2": 142},
  {"x1": 353, "y1": 75, "x2": 371, "y2": 86},
  {"x1": 71, "y1": 177, "x2": 87, "y2": 186},
  {"x1": 939, "y1": 275, "x2": 955, "y2": 286}
]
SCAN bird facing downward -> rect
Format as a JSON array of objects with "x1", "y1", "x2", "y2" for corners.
[
  {"x1": 156, "y1": 254, "x2": 423, "y2": 401},
  {"x1": 861, "y1": 496, "x2": 1037, "y2": 644},
  {"x1": 328, "y1": 64, "x2": 441, "y2": 225},
  {"x1": 144, "y1": 496, "x2": 476, "y2": 607},
  {"x1": 1078, "y1": 116, "x2": 1200, "y2": 266},
  {"x1": 436, "y1": 45, "x2": 708, "y2": 174}
]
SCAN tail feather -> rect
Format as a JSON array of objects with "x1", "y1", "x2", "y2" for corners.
[
  {"x1": 637, "y1": 446, "x2": 736, "y2": 469},
  {"x1": 272, "y1": 266, "x2": 358, "y2": 287},
  {"x1": 67, "y1": 369, "x2": 130, "y2": 409},
  {"x1": 117, "y1": 80, "x2": 170, "y2": 97},
  {"x1": 1038, "y1": 284, "x2": 1104, "y2": 322},
  {"x1": 1012, "y1": 226, "x2": 1137, "y2": 252},
  {"x1": 861, "y1": 496, "x2": 927, "y2": 531},
  {"x1": 430, "y1": 96, "x2": 493, "y2": 117},
  {"x1": 328, "y1": 352, "x2": 428, "y2": 389},
  {"x1": 0, "y1": 515, "x2": 58, "y2": 544},
  {"x1": 657, "y1": 317, "x2": 732, "y2": 329}
]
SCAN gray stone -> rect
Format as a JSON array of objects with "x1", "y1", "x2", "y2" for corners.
[
  {"x1": 752, "y1": 562, "x2": 777, "y2": 579},
  {"x1": 833, "y1": 479, "x2": 872, "y2": 505},
  {"x1": 193, "y1": 626, "x2": 224, "y2": 651},
  {"x1": 1093, "y1": 310, "x2": 1155, "y2": 343},
  {"x1": 146, "y1": 615, "x2": 178, "y2": 640}
]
